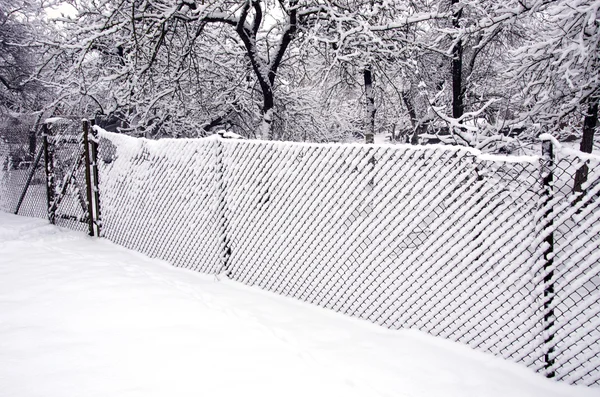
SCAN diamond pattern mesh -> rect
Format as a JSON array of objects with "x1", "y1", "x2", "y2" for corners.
[{"x1": 2, "y1": 127, "x2": 598, "y2": 387}]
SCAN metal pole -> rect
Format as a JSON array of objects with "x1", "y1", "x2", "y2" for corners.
[
  {"x1": 42, "y1": 123, "x2": 56, "y2": 224},
  {"x1": 541, "y1": 138, "x2": 555, "y2": 378},
  {"x1": 90, "y1": 120, "x2": 102, "y2": 236},
  {"x1": 82, "y1": 120, "x2": 95, "y2": 236},
  {"x1": 216, "y1": 137, "x2": 231, "y2": 277}
]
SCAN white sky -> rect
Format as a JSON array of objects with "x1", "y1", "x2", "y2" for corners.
[{"x1": 45, "y1": 2, "x2": 77, "y2": 19}]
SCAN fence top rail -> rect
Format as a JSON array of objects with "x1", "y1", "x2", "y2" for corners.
[
  {"x1": 44, "y1": 116, "x2": 85, "y2": 124},
  {"x1": 540, "y1": 133, "x2": 600, "y2": 162},
  {"x1": 97, "y1": 128, "x2": 544, "y2": 165}
]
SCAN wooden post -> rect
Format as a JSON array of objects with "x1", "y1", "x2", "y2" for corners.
[
  {"x1": 42, "y1": 123, "x2": 56, "y2": 224},
  {"x1": 541, "y1": 138, "x2": 555, "y2": 378},
  {"x1": 82, "y1": 120, "x2": 95, "y2": 236}
]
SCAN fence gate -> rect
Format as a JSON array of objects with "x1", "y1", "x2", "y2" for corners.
[{"x1": 43, "y1": 118, "x2": 100, "y2": 236}]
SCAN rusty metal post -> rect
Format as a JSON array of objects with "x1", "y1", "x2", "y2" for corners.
[
  {"x1": 216, "y1": 137, "x2": 231, "y2": 276},
  {"x1": 42, "y1": 123, "x2": 56, "y2": 224},
  {"x1": 90, "y1": 120, "x2": 102, "y2": 236},
  {"x1": 82, "y1": 120, "x2": 95, "y2": 236},
  {"x1": 541, "y1": 138, "x2": 555, "y2": 378}
]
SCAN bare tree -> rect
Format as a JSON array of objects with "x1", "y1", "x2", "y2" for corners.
[
  {"x1": 505, "y1": 0, "x2": 598, "y2": 183},
  {"x1": 0, "y1": 0, "x2": 46, "y2": 114}
]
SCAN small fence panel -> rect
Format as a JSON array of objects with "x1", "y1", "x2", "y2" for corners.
[
  {"x1": 0, "y1": 118, "x2": 101, "y2": 235},
  {"x1": 221, "y1": 141, "x2": 546, "y2": 368},
  {"x1": 98, "y1": 134, "x2": 225, "y2": 274},
  {"x1": 45, "y1": 120, "x2": 93, "y2": 233},
  {"x1": 96, "y1": 131, "x2": 599, "y2": 387}
]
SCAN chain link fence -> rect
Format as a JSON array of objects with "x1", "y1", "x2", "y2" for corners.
[
  {"x1": 219, "y1": 141, "x2": 548, "y2": 372},
  {"x1": 44, "y1": 119, "x2": 96, "y2": 233},
  {"x1": 543, "y1": 145, "x2": 600, "y2": 384},
  {"x1": 0, "y1": 122, "x2": 47, "y2": 218},
  {"x1": 0, "y1": 118, "x2": 99, "y2": 234},
  {"x1": 96, "y1": 132, "x2": 600, "y2": 387},
  {"x1": 1, "y1": 124, "x2": 598, "y2": 387}
]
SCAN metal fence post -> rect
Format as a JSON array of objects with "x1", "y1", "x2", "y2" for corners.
[
  {"x1": 14, "y1": 146, "x2": 44, "y2": 215},
  {"x1": 82, "y1": 120, "x2": 95, "y2": 236},
  {"x1": 216, "y1": 137, "x2": 231, "y2": 277},
  {"x1": 89, "y1": 120, "x2": 102, "y2": 236},
  {"x1": 42, "y1": 123, "x2": 56, "y2": 224},
  {"x1": 541, "y1": 138, "x2": 555, "y2": 378}
]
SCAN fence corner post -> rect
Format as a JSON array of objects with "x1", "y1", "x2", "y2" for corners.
[
  {"x1": 541, "y1": 137, "x2": 555, "y2": 378},
  {"x1": 215, "y1": 137, "x2": 231, "y2": 277},
  {"x1": 42, "y1": 123, "x2": 56, "y2": 225},
  {"x1": 89, "y1": 119, "x2": 102, "y2": 237},
  {"x1": 82, "y1": 119, "x2": 95, "y2": 237}
]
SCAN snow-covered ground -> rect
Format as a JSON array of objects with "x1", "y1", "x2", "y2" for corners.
[{"x1": 0, "y1": 212, "x2": 596, "y2": 397}]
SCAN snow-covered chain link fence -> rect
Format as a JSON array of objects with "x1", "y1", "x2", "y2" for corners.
[
  {"x1": 1, "y1": 122, "x2": 598, "y2": 387},
  {"x1": 541, "y1": 145, "x2": 600, "y2": 385},
  {"x1": 0, "y1": 119, "x2": 92, "y2": 230},
  {"x1": 95, "y1": 131, "x2": 600, "y2": 387},
  {"x1": 46, "y1": 120, "x2": 94, "y2": 233}
]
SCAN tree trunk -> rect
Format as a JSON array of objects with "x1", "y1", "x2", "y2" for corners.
[
  {"x1": 451, "y1": 0, "x2": 464, "y2": 120},
  {"x1": 364, "y1": 66, "x2": 375, "y2": 144},
  {"x1": 573, "y1": 100, "x2": 598, "y2": 194},
  {"x1": 401, "y1": 90, "x2": 418, "y2": 129},
  {"x1": 260, "y1": 87, "x2": 274, "y2": 140},
  {"x1": 401, "y1": 90, "x2": 421, "y2": 144},
  {"x1": 28, "y1": 128, "x2": 36, "y2": 160}
]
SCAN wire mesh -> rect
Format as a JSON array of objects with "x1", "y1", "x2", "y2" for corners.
[
  {"x1": 97, "y1": 134, "x2": 225, "y2": 274},
  {"x1": 219, "y1": 141, "x2": 546, "y2": 369},
  {"x1": 543, "y1": 149, "x2": 600, "y2": 385},
  {"x1": 46, "y1": 119, "x2": 91, "y2": 233},
  {"x1": 0, "y1": 119, "x2": 93, "y2": 233},
  {"x1": 0, "y1": 123, "x2": 47, "y2": 218},
  {"x1": 4, "y1": 126, "x2": 599, "y2": 388}
]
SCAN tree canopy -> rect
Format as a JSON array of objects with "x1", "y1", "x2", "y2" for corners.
[{"x1": 1, "y1": 0, "x2": 597, "y2": 152}]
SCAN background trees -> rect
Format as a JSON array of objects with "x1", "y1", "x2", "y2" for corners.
[
  {"x1": 510, "y1": 0, "x2": 599, "y2": 144},
  {"x1": 0, "y1": 0, "x2": 596, "y2": 153},
  {"x1": 0, "y1": 0, "x2": 47, "y2": 115}
]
